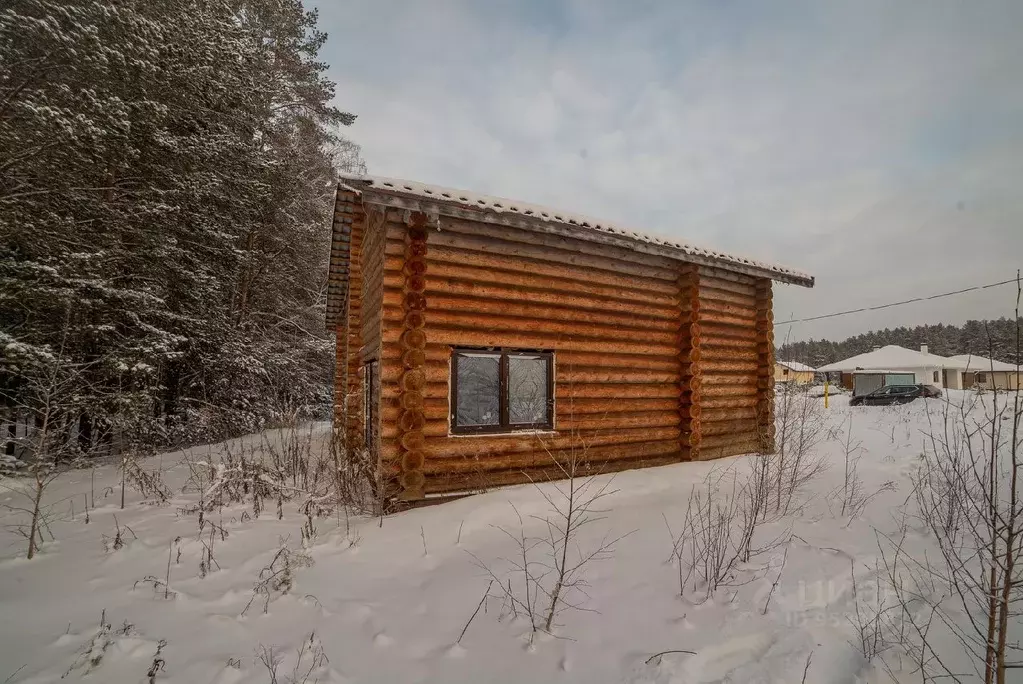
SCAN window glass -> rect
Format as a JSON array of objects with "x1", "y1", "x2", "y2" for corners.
[
  {"x1": 977, "y1": 372, "x2": 988, "y2": 383},
  {"x1": 933, "y1": 370, "x2": 939, "y2": 382},
  {"x1": 451, "y1": 349, "x2": 554, "y2": 433},
  {"x1": 509, "y1": 355, "x2": 548, "y2": 424},
  {"x1": 455, "y1": 353, "x2": 500, "y2": 427}
]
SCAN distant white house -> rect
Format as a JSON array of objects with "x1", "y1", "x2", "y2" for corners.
[
  {"x1": 775, "y1": 360, "x2": 816, "y2": 385},
  {"x1": 946, "y1": 354, "x2": 1023, "y2": 390},
  {"x1": 817, "y1": 344, "x2": 961, "y2": 396}
]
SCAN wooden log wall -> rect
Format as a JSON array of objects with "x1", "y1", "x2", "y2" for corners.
[
  {"x1": 393, "y1": 213, "x2": 429, "y2": 500},
  {"x1": 360, "y1": 208, "x2": 386, "y2": 365},
  {"x1": 354, "y1": 206, "x2": 782, "y2": 497},
  {"x1": 755, "y1": 279, "x2": 775, "y2": 452},
  {"x1": 358, "y1": 207, "x2": 386, "y2": 477},
  {"x1": 693, "y1": 269, "x2": 764, "y2": 459},
  {"x1": 378, "y1": 213, "x2": 686, "y2": 495},
  {"x1": 334, "y1": 324, "x2": 347, "y2": 425},
  {"x1": 335, "y1": 190, "x2": 365, "y2": 453},
  {"x1": 677, "y1": 266, "x2": 701, "y2": 460}
]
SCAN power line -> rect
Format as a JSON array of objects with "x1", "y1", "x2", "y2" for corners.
[{"x1": 775, "y1": 276, "x2": 1020, "y2": 327}]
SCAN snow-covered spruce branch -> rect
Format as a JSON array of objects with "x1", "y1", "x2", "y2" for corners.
[{"x1": 2, "y1": 0, "x2": 366, "y2": 455}]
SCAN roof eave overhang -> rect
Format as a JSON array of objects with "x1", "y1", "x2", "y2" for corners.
[
  {"x1": 354, "y1": 187, "x2": 814, "y2": 288},
  {"x1": 324, "y1": 185, "x2": 358, "y2": 329}
]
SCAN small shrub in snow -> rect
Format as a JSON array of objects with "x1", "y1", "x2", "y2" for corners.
[
  {"x1": 146, "y1": 640, "x2": 167, "y2": 684},
  {"x1": 875, "y1": 302, "x2": 1023, "y2": 684},
  {"x1": 134, "y1": 574, "x2": 175, "y2": 598},
  {"x1": 829, "y1": 415, "x2": 897, "y2": 523},
  {"x1": 61, "y1": 610, "x2": 113, "y2": 679},
  {"x1": 763, "y1": 386, "x2": 829, "y2": 516},
  {"x1": 180, "y1": 425, "x2": 369, "y2": 532},
  {"x1": 846, "y1": 559, "x2": 902, "y2": 664},
  {"x1": 182, "y1": 448, "x2": 278, "y2": 517},
  {"x1": 666, "y1": 466, "x2": 789, "y2": 602},
  {"x1": 198, "y1": 517, "x2": 229, "y2": 578},
  {"x1": 472, "y1": 450, "x2": 631, "y2": 636},
  {"x1": 242, "y1": 539, "x2": 314, "y2": 616},
  {"x1": 256, "y1": 632, "x2": 329, "y2": 684},
  {"x1": 299, "y1": 505, "x2": 317, "y2": 546},
  {"x1": 0, "y1": 462, "x2": 61, "y2": 559},
  {"x1": 101, "y1": 515, "x2": 137, "y2": 552},
  {"x1": 884, "y1": 381, "x2": 1023, "y2": 684},
  {"x1": 119, "y1": 453, "x2": 171, "y2": 506}
]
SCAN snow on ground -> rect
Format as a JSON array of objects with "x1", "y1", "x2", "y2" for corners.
[{"x1": 0, "y1": 392, "x2": 998, "y2": 683}]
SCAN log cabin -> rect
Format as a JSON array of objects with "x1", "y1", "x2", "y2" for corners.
[{"x1": 326, "y1": 176, "x2": 815, "y2": 501}]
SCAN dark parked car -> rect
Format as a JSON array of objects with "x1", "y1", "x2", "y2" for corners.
[{"x1": 850, "y1": 384, "x2": 941, "y2": 406}]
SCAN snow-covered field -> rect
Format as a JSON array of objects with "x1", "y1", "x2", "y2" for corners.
[{"x1": 0, "y1": 392, "x2": 1006, "y2": 683}]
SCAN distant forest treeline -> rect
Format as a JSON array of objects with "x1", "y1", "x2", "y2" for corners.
[{"x1": 776, "y1": 317, "x2": 1023, "y2": 368}]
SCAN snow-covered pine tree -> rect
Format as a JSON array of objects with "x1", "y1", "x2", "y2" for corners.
[
  {"x1": 777, "y1": 317, "x2": 1023, "y2": 366},
  {"x1": 1, "y1": 0, "x2": 363, "y2": 459}
]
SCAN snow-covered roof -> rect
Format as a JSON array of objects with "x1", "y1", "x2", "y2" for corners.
[
  {"x1": 946, "y1": 354, "x2": 1022, "y2": 372},
  {"x1": 777, "y1": 360, "x2": 816, "y2": 373},
  {"x1": 817, "y1": 345, "x2": 960, "y2": 372},
  {"x1": 337, "y1": 175, "x2": 814, "y2": 287},
  {"x1": 851, "y1": 370, "x2": 918, "y2": 375}
]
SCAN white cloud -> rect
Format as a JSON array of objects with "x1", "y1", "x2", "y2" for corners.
[{"x1": 315, "y1": 0, "x2": 1023, "y2": 341}]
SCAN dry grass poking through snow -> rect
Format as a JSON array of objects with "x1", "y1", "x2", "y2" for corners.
[{"x1": 0, "y1": 392, "x2": 1021, "y2": 683}]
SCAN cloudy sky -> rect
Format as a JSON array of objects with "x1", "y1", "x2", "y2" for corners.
[{"x1": 314, "y1": 0, "x2": 1023, "y2": 342}]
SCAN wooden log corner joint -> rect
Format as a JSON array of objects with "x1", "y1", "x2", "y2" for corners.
[
  {"x1": 326, "y1": 175, "x2": 814, "y2": 501},
  {"x1": 396, "y1": 211, "x2": 429, "y2": 500}
]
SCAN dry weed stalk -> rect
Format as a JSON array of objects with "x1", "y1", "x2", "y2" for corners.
[
  {"x1": 1, "y1": 462, "x2": 61, "y2": 558},
  {"x1": 847, "y1": 558, "x2": 903, "y2": 664},
  {"x1": 879, "y1": 277, "x2": 1023, "y2": 684},
  {"x1": 119, "y1": 454, "x2": 171, "y2": 506},
  {"x1": 102, "y1": 514, "x2": 137, "y2": 552},
  {"x1": 61, "y1": 610, "x2": 113, "y2": 679},
  {"x1": 471, "y1": 443, "x2": 630, "y2": 636},
  {"x1": 0, "y1": 338, "x2": 94, "y2": 558},
  {"x1": 767, "y1": 383, "x2": 829, "y2": 516},
  {"x1": 831, "y1": 414, "x2": 896, "y2": 523},
  {"x1": 146, "y1": 640, "x2": 167, "y2": 683},
  {"x1": 180, "y1": 424, "x2": 372, "y2": 535},
  {"x1": 255, "y1": 632, "x2": 329, "y2": 684},
  {"x1": 667, "y1": 465, "x2": 790, "y2": 602},
  {"x1": 242, "y1": 538, "x2": 314, "y2": 615}
]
